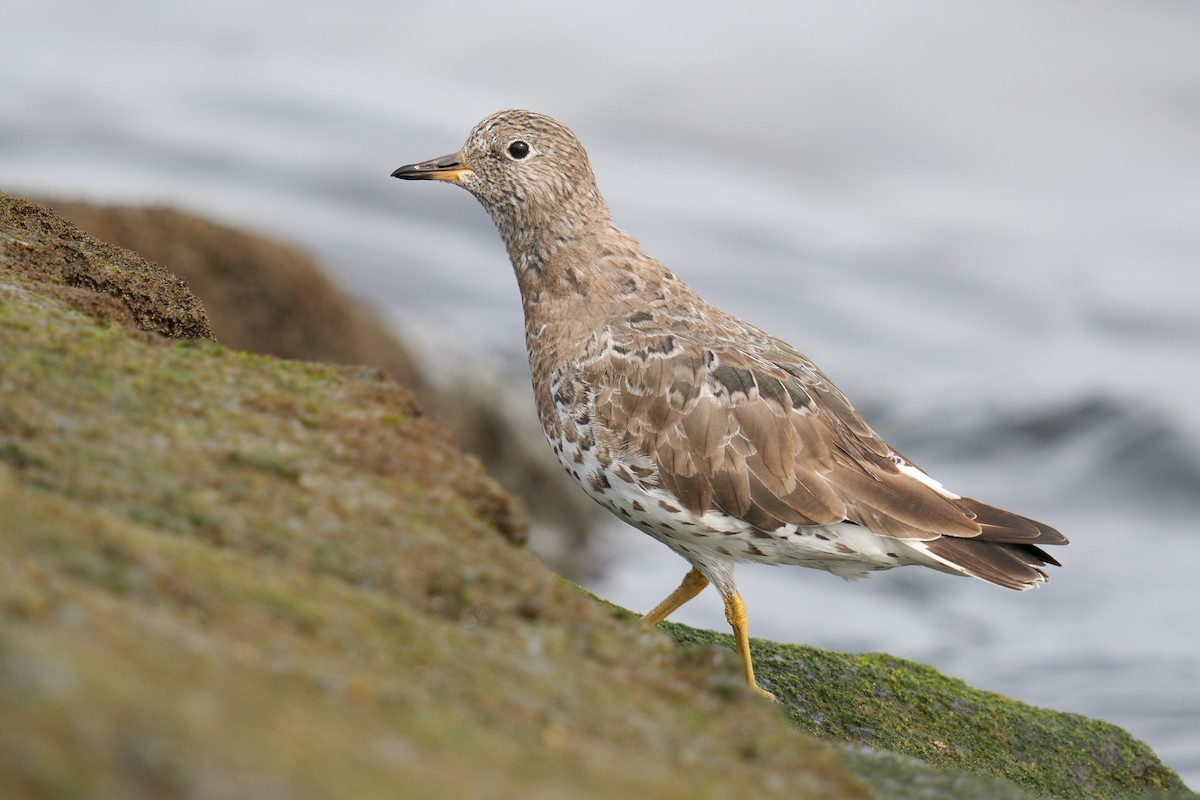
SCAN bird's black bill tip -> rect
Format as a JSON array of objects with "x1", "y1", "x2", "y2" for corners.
[{"x1": 390, "y1": 153, "x2": 471, "y2": 183}]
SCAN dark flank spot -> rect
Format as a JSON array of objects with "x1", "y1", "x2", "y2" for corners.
[
  {"x1": 746, "y1": 544, "x2": 765, "y2": 557},
  {"x1": 631, "y1": 465, "x2": 654, "y2": 478},
  {"x1": 613, "y1": 344, "x2": 631, "y2": 355},
  {"x1": 580, "y1": 431, "x2": 595, "y2": 451},
  {"x1": 587, "y1": 471, "x2": 612, "y2": 493},
  {"x1": 627, "y1": 311, "x2": 652, "y2": 324},
  {"x1": 814, "y1": 532, "x2": 831, "y2": 541},
  {"x1": 618, "y1": 278, "x2": 639, "y2": 295},
  {"x1": 631, "y1": 500, "x2": 645, "y2": 512},
  {"x1": 680, "y1": 521, "x2": 696, "y2": 527},
  {"x1": 646, "y1": 335, "x2": 676, "y2": 356},
  {"x1": 572, "y1": 450, "x2": 584, "y2": 464},
  {"x1": 710, "y1": 363, "x2": 756, "y2": 397},
  {"x1": 751, "y1": 529, "x2": 774, "y2": 540},
  {"x1": 662, "y1": 270, "x2": 676, "y2": 281},
  {"x1": 657, "y1": 499, "x2": 681, "y2": 513},
  {"x1": 716, "y1": 546, "x2": 731, "y2": 556},
  {"x1": 886, "y1": 552, "x2": 899, "y2": 559},
  {"x1": 660, "y1": 523, "x2": 674, "y2": 531},
  {"x1": 614, "y1": 465, "x2": 634, "y2": 483},
  {"x1": 704, "y1": 350, "x2": 717, "y2": 368},
  {"x1": 576, "y1": 410, "x2": 590, "y2": 425},
  {"x1": 620, "y1": 508, "x2": 631, "y2": 517},
  {"x1": 835, "y1": 542, "x2": 855, "y2": 554},
  {"x1": 553, "y1": 381, "x2": 576, "y2": 405}
]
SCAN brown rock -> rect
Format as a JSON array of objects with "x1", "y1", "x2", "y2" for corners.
[
  {"x1": 0, "y1": 192, "x2": 213, "y2": 341},
  {"x1": 38, "y1": 198, "x2": 421, "y2": 388}
]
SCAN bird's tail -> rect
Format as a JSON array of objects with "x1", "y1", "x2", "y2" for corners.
[{"x1": 901, "y1": 498, "x2": 1067, "y2": 590}]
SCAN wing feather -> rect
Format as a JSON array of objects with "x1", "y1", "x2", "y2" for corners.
[{"x1": 580, "y1": 332, "x2": 1066, "y2": 570}]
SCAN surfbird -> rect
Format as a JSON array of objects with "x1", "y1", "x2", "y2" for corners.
[{"x1": 391, "y1": 110, "x2": 1067, "y2": 698}]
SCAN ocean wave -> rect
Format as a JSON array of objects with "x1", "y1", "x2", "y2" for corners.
[{"x1": 879, "y1": 394, "x2": 1200, "y2": 510}]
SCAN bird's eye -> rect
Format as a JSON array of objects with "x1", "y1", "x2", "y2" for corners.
[{"x1": 507, "y1": 140, "x2": 530, "y2": 160}]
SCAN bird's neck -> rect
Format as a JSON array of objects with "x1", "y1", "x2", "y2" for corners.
[
  {"x1": 491, "y1": 200, "x2": 615, "y2": 311},
  {"x1": 507, "y1": 216, "x2": 702, "y2": 353}
]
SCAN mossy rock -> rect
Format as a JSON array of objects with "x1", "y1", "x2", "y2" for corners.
[
  {"x1": 663, "y1": 622, "x2": 1193, "y2": 799},
  {"x1": 0, "y1": 192, "x2": 213, "y2": 341},
  {"x1": 0, "y1": 248, "x2": 864, "y2": 798},
  {"x1": 0, "y1": 190, "x2": 1191, "y2": 799}
]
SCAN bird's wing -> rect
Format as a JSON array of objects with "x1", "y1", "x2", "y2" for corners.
[{"x1": 585, "y1": 330, "x2": 1057, "y2": 544}]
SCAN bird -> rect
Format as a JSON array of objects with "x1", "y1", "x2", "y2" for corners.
[{"x1": 391, "y1": 109, "x2": 1067, "y2": 699}]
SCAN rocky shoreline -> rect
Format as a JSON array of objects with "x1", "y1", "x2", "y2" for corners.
[{"x1": 1, "y1": 192, "x2": 1191, "y2": 799}]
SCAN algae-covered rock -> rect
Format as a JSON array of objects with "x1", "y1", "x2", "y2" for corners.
[
  {"x1": 665, "y1": 623, "x2": 1192, "y2": 799},
  {"x1": 36, "y1": 198, "x2": 423, "y2": 391},
  {"x1": 0, "y1": 191, "x2": 1191, "y2": 799},
  {"x1": 0, "y1": 198, "x2": 864, "y2": 798},
  {"x1": 0, "y1": 192, "x2": 213, "y2": 341}
]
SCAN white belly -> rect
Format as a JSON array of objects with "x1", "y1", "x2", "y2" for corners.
[{"x1": 548, "y1": 430, "x2": 944, "y2": 591}]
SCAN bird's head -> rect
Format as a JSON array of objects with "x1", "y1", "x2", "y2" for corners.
[{"x1": 392, "y1": 109, "x2": 607, "y2": 239}]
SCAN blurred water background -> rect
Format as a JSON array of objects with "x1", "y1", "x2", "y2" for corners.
[{"x1": 5, "y1": 0, "x2": 1198, "y2": 785}]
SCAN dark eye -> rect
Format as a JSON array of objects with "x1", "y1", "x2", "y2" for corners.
[{"x1": 507, "y1": 140, "x2": 530, "y2": 160}]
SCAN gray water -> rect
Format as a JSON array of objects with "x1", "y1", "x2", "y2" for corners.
[{"x1": 5, "y1": 0, "x2": 1198, "y2": 785}]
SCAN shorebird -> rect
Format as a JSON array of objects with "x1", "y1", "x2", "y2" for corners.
[{"x1": 392, "y1": 110, "x2": 1066, "y2": 698}]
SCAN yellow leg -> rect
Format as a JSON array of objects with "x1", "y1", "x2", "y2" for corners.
[
  {"x1": 721, "y1": 591, "x2": 775, "y2": 700},
  {"x1": 641, "y1": 567, "x2": 709, "y2": 626}
]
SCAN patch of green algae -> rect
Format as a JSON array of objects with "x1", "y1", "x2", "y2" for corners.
[
  {"x1": 663, "y1": 622, "x2": 1193, "y2": 800},
  {"x1": 0, "y1": 281, "x2": 866, "y2": 799}
]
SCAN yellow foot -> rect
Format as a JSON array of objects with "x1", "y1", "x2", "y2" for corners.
[
  {"x1": 722, "y1": 590, "x2": 776, "y2": 700},
  {"x1": 643, "y1": 570, "x2": 777, "y2": 702},
  {"x1": 751, "y1": 685, "x2": 776, "y2": 702}
]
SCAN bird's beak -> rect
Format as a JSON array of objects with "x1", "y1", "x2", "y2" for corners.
[{"x1": 391, "y1": 152, "x2": 473, "y2": 183}]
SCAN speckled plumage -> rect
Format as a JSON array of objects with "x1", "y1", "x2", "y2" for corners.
[{"x1": 392, "y1": 109, "x2": 1067, "y2": 696}]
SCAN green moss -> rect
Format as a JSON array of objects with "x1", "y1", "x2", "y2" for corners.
[
  {"x1": 662, "y1": 622, "x2": 1191, "y2": 799},
  {"x1": 226, "y1": 448, "x2": 303, "y2": 481}
]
